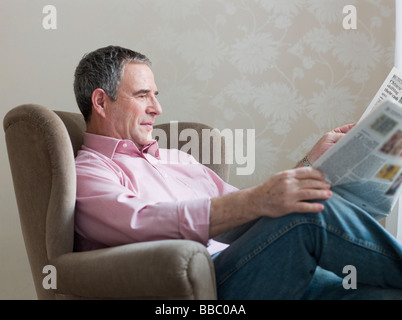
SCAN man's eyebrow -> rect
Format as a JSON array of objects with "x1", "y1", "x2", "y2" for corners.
[{"x1": 133, "y1": 89, "x2": 159, "y2": 96}]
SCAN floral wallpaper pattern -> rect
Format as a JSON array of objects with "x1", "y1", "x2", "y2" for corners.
[
  {"x1": 128, "y1": 0, "x2": 396, "y2": 188},
  {"x1": 2, "y1": 0, "x2": 395, "y2": 191}
]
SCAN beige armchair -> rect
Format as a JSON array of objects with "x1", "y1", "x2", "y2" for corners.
[{"x1": 3, "y1": 104, "x2": 229, "y2": 300}]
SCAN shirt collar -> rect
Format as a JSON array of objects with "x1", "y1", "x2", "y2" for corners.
[{"x1": 83, "y1": 132, "x2": 161, "y2": 159}]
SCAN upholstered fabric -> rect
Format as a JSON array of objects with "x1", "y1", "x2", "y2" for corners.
[{"x1": 4, "y1": 104, "x2": 228, "y2": 299}]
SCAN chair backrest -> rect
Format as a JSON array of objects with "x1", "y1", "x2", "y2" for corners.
[
  {"x1": 4, "y1": 104, "x2": 230, "y2": 299},
  {"x1": 3, "y1": 104, "x2": 79, "y2": 299}
]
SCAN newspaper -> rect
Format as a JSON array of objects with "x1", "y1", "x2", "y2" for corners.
[
  {"x1": 314, "y1": 68, "x2": 402, "y2": 219},
  {"x1": 360, "y1": 67, "x2": 402, "y2": 121}
]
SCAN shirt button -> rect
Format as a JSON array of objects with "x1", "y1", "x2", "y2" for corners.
[
  {"x1": 123, "y1": 143, "x2": 128, "y2": 148},
  {"x1": 164, "y1": 174, "x2": 169, "y2": 178}
]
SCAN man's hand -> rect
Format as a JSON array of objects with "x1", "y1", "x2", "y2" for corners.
[
  {"x1": 306, "y1": 123, "x2": 356, "y2": 165},
  {"x1": 210, "y1": 124, "x2": 355, "y2": 238},
  {"x1": 209, "y1": 167, "x2": 332, "y2": 237},
  {"x1": 246, "y1": 167, "x2": 332, "y2": 218}
]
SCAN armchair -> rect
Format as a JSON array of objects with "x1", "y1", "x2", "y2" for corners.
[{"x1": 3, "y1": 104, "x2": 229, "y2": 299}]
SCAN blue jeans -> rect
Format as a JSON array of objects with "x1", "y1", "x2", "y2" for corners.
[{"x1": 213, "y1": 193, "x2": 402, "y2": 300}]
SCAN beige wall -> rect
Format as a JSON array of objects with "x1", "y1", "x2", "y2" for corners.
[{"x1": 0, "y1": 0, "x2": 395, "y2": 299}]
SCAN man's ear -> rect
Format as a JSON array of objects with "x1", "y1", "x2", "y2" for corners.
[{"x1": 91, "y1": 88, "x2": 108, "y2": 118}]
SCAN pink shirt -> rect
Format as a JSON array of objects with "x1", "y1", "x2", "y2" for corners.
[{"x1": 74, "y1": 132, "x2": 237, "y2": 254}]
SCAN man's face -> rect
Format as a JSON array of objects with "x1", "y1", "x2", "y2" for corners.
[{"x1": 104, "y1": 62, "x2": 162, "y2": 149}]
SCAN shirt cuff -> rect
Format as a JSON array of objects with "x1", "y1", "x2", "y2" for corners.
[{"x1": 177, "y1": 197, "x2": 211, "y2": 246}]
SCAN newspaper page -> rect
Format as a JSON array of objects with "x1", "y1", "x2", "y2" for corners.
[
  {"x1": 314, "y1": 99, "x2": 402, "y2": 219},
  {"x1": 359, "y1": 67, "x2": 402, "y2": 122}
]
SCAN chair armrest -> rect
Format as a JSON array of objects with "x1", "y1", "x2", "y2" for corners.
[{"x1": 51, "y1": 239, "x2": 217, "y2": 300}]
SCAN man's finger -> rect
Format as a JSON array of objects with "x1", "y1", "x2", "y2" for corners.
[
  {"x1": 334, "y1": 123, "x2": 356, "y2": 134},
  {"x1": 297, "y1": 179, "x2": 331, "y2": 190},
  {"x1": 293, "y1": 167, "x2": 326, "y2": 181},
  {"x1": 293, "y1": 202, "x2": 325, "y2": 213},
  {"x1": 296, "y1": 189, "x2": 332, "y2": 201}
]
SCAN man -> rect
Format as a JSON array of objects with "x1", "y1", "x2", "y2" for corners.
[{"x1": 74, "y1": 45, "x2": 402, "y2": 299}]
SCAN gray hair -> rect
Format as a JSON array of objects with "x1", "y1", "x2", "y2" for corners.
[{"x1": 73, "y1": 45, "x2": 152, "y2": 123}]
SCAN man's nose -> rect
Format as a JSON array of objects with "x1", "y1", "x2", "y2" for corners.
[{"x1": 148, "y1": 96, "x2": 162, "y2": 115}]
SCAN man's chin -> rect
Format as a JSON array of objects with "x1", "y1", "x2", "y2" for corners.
[{"x1": 138, "y1": 137, "x2": 154, "y2": 149}]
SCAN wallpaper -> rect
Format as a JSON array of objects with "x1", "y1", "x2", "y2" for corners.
[
  {"x1": 131, "y1": 0, "x2": 395, "y2": 188},
  {"x1": 2, "y1": 0, "x2": 395, "y2": 189}
]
